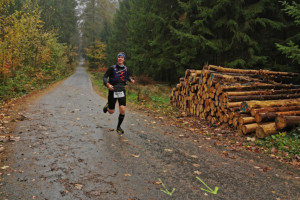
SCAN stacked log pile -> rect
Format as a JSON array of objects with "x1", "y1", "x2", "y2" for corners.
[{"x1": 170, "y1": 65, "x2": 300, "y2": 138}]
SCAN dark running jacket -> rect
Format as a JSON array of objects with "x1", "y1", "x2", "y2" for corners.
[{"x1": 103, "y1": 64, "x2": 133, "y2": 86}]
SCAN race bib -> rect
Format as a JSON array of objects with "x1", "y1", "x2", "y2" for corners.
[{"x1": 114, "y1": 91, "x2": 125, "y2": 98}]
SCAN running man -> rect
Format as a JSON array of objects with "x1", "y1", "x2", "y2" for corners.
[{"x1": 102, "y1": 52, "x2": 135, "y2": 134}]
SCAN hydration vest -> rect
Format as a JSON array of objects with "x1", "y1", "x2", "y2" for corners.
[{"x1": 109, "y1": 65, "x2": 129, "y2": 84}]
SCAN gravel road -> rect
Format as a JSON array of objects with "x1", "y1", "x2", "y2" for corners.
[{"x1": 0, "y1": 63, "x2": 299, "y2": 200}]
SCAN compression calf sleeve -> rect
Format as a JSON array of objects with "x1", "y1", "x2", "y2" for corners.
[{"x1": 117, "y1": 114, "x2": 125, "y2": 127}]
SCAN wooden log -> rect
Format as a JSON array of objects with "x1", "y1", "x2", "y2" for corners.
[
  {"x1": 239, "y1": 116, "x2": 256, "y2": 125},
  {"x1": 225, "y1": 89, "x2": 300, "y2": 97},
  {"x1": 223, "y1": 114, "x2": 229, "y2": 123},
  {"x1": 232, "y1": 117, "x2": 239, "y2": 128},
  {"x1": 250, "y1": 105, "x2": 300, "y2": 116},
  {"x1": 277, "y1": 110, "x2": 300, "y2": 116},
  {"x1": 275, "y1": 116, "x2": 300, "y2": 129},
  {"x1": 242, "y1": 123, "x2": 259, "y2": 134},
  {"x1": 227, "y1": 102, "x2": 242, "y2": 108},
  {"x1": 229, "y1": 107, "x2": 240, "y2": 113},
  {"x1": 255, "y1": 112, "x2": 277, "y2": 123},
  {"x1": 256, "y1": 122, "x2": 278, "y2": 138},
  {"x1": 185, "y1": 69, "x2": 195, "y2": 79},
  {"x1": 217, "y1": 84, "x2": 300, "y2": 94},
  {"x1": 211, "y1": 117, "x2": 218, "y2": 124},
  {"x1": 209, "y1": 73, "x2": 257, "y2": 84},
  {"x1": 240, "y1": 98, "x2": 300, "y2": 113},
  {"x1": 259, "y1": 69, "x2": 299, "y2": 77},
  {"x1": 195, "y1": 70, "x2": 202, "y2": 76},
  {"x1": 208, "y1": 65, "x2": 259, "y2": 75},
  {"x1": 256, "y1": 110, "x2": 300, "y2": 123},
  {"x1": 227, "y1": 93, "x2": 300, "y2": 102},
  {"x1": 208, "y1": 65, "x2": 299, "y2": 77}
]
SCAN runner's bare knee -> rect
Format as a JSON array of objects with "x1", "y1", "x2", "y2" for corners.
[{"x1": 120, "y1": 106, "x2": 125, "y2": 115}]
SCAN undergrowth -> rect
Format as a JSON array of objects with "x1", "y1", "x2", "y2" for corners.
[{"x1": 256, "y1": 125, "x2": 300, "y2": 159}]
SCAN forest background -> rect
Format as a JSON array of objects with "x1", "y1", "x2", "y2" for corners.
[{"x1": 0, "y1": 0, "x2": 300, "y2": 103}]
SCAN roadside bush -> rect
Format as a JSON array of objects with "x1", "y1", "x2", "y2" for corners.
[{"x1": 256, "y1": 125, "x2": 300, "y2": 158}]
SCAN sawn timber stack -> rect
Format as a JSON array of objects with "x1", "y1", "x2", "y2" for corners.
[{"x1": 170, "y1": 65, "x2": 300, "y2": 138}]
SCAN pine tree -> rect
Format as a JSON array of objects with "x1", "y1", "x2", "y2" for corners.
[
  {"x1": 276, "y1": 1, "x2": 300, "y2": 66},
  {"x1": 172, "y1": 0, "x2": 287, "y2": 70},
  {"x1": 106, "y1": 0, "x2": 130, "y2": 66}
]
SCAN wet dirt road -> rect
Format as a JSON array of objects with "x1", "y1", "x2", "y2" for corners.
[{"x1": 0, "y1": 65, "x2": 300, "y2": 200}]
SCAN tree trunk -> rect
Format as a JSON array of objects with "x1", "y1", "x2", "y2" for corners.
[
  {"x1": 208, "y1": 65, "x2": 299, "y2": 77},
  {"x1": 256, "y1": 123, "x2": 278, "y2": 138},
  {"x1": 275, "y1": 116, "x2": 300, "y2": 130},
  {"x1": 218, "y1": 84, "x2": 300, "y2": 94},
  {"x1": 208, "y1": 65, "x2": 260, "y2": 75},
  {"x1": 241, "y1": 98, "x2": 300, "y2": 112},
  {"x1": 255, "y1": 112, "x2": 277, "y2": 123},
  {"x1": 210, "y1": 73, "x2": 258, "y2": 83},
  {"x1": 227, "y1": 93, "x2": 300, "y2": 102},
  {"x1": 225, "y1": 89, "x2": 300, "y2": 97},
  {"x1": 250, "y1": 106, "x2": 300, "y2": 116},
  {"x1": 242, "y1": 123, "x2": 259, "y2": 134},
  {"x1": 239, "y1": 116, "x2": 256, "y2": 125}
]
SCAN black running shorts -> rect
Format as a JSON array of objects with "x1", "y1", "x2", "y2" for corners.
[{"x1": 108, "y1": 90, "x2": 126, "y2": 110}]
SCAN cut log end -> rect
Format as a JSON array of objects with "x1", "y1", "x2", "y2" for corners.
[
  {"x1": 256, "y1": 123, "x2": 278, "y2": 138},
  {"x1": 275, "y1": 116, "x2": 300, "y2": 129}
]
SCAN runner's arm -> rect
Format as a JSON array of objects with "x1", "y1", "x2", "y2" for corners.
[
  {"x1": 128, "y1": 68, "x2": 135, "y2": 83},
  {"x1": 103, "y1": 67, "x2": 114, "y2": 87}
]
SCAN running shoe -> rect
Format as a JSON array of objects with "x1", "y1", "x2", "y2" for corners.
[
  {"x1": 116, "y1": 126, "x2": 124, "y2": 134},
  {"x1": 103, "y1": 103, "x2": 108, "y2": 113}
]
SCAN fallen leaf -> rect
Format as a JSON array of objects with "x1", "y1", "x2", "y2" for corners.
[
  {"x1": 222, "y1": 151, "x2": 229, "y2": 157},
  {"x1": 124, "y1": 173, "x2": 131, "y2": 177},
  {"x1": 1, "y1": 166, "x2": 9, "y2": 170},
  {"x1": 215, "y1": 142, "x2": 222, "y2": 146},
  {"x1": 193, "y1": 171, "x2": 202, "y2": 175},
  {"x1": 263, "y1": 167, "x2": 271, "y2": 172},
  {"x1": 130, "y1": 154, "x2": 140, "y2": 158},
  {"x1": 192, "y1": 164, "x2": 200, "y2": 167},
  {"x1": 75, "y1": 184, "x2": 83, "y2": 190},
  {"x1": 190, "y1": 155, "x2": 198, "y2": 159}
]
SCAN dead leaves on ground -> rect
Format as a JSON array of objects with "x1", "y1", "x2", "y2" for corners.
[{"x1": 0, "y1": 135, "x2": 20, "y2": 142}]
